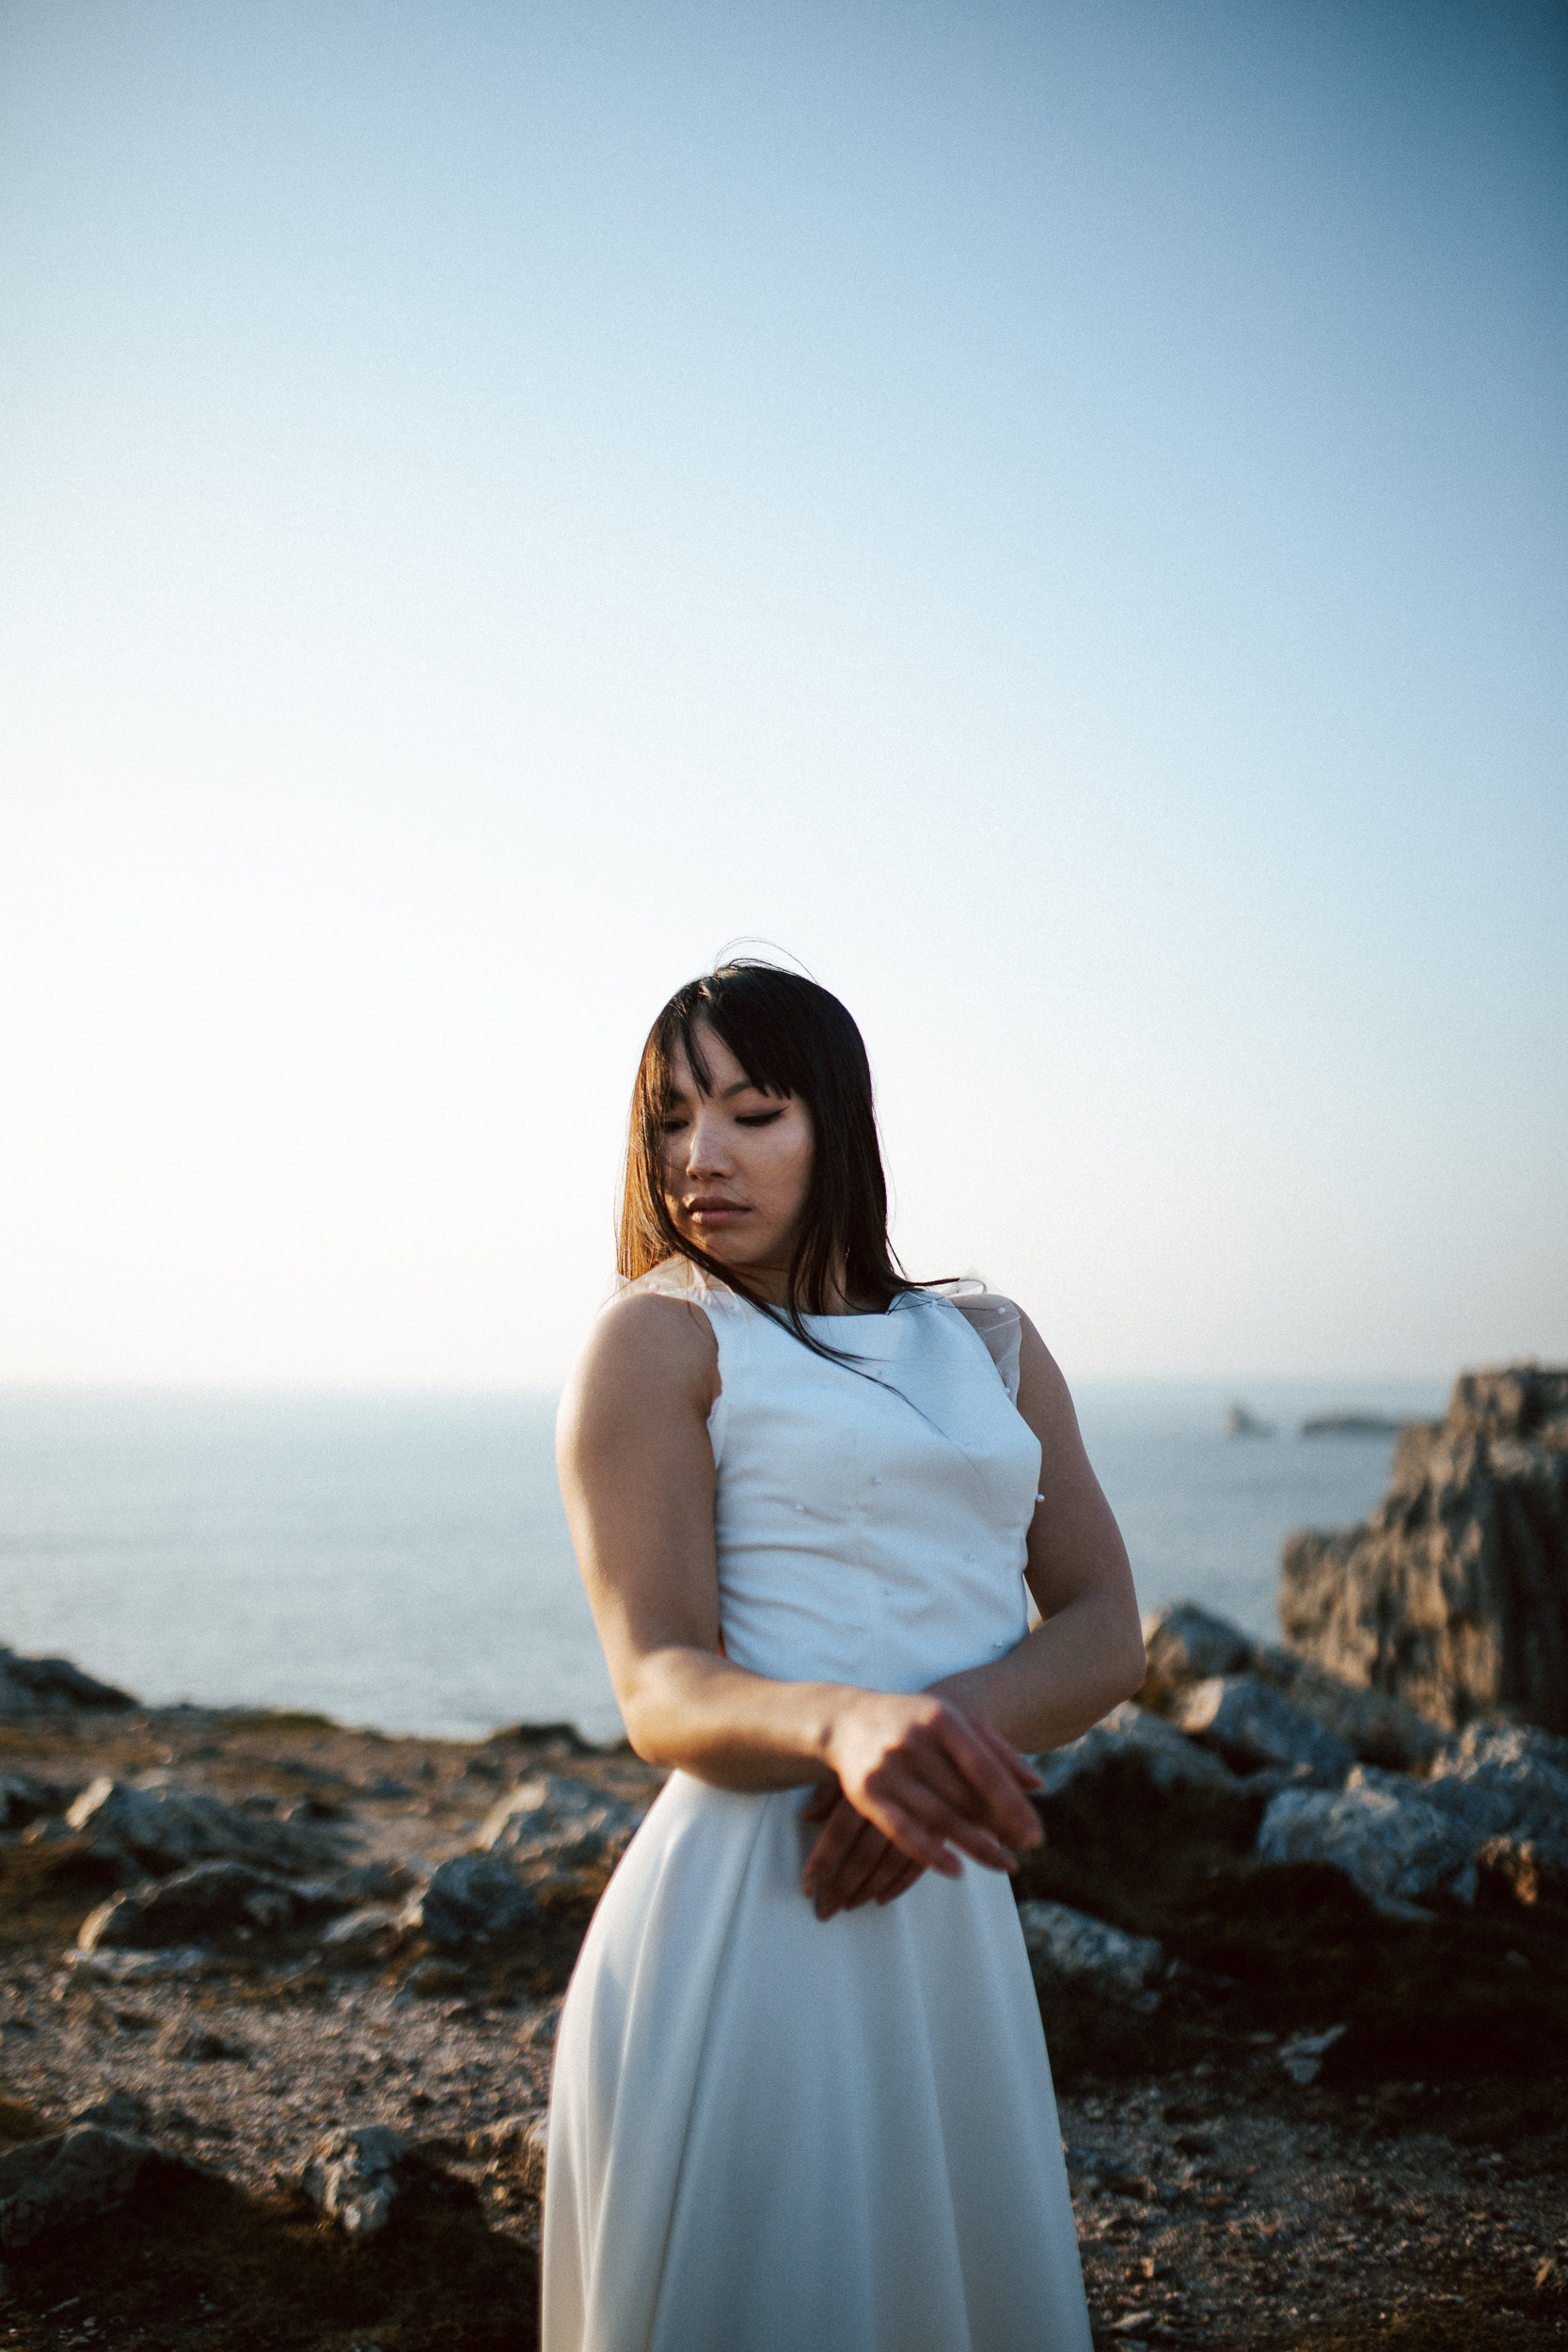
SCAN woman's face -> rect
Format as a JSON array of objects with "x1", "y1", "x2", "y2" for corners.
[{"x1": 659, "y1": 1020, "x2": 815, "y2": 1298}]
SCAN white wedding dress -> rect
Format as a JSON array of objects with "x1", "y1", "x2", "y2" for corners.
[{"x1": 542, "y1": 1262, "x2": 1092, "y2": 2352}]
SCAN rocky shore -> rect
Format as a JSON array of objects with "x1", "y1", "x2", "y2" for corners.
[{"x1": 0, "y1": 1365, "x2": 1563, "y2": 2350}]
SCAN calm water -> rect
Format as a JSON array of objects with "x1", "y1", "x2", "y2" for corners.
[{"x1": 0, "y1": 1379, "x2": 1447, "y2": 1745}]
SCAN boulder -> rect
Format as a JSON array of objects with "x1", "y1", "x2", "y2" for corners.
[
  {"x1": 1141, "y1": 1603, "x2": 1449, "y2": 1770},
  {"x1": 404, "y1": 1851, "x2": 542, "y2": 1950},
  {"x1": 475, "y1": 1773, "x2": 649, "y2": 1897},
  {"x1": 0, "y1": 2125, "x2": 192, "y2": 2252},
  {"x1": 0, "y1": 1650, "x2": 134, "y2": 1719},
  {"x1": 301, "y1": 2125, "x2": 413, "y2": 2239},
  {"x1": 1256, "y1": 1777, "x2": 1479, "y2": 1913},
  {"x1": 1245, "y1": 1648, "x2": 1449, "y2": 1772},
  {"x1": 0, "y1": 1774, "x2": 82, "y2": 1832},
  {"x1": 1142, "y1": 1604, "x2": 1255, "y2": 1686},
  {"x1": 64, "y1": 1776, "x2": 345, "y2": 1883},
  {"x1": 1279, "y1": 1364, "x2": 1568, "y2": 1733},
  {"x1": 1416, "y1": 1723, "x2": 1568, "y2": 1889},
  {"x1": 1033, "y1": 1698, "x2": 1241, "y2": 1800},
  {"x1": 1017, "y1": 1899, "x2": 1167, "y2": 2007},
  {"x1": 1025, "y1": 1701, "x2": 1264, "y2": 1859},
  {"x1": 1168, "y1": 1677, "x2": 1355, "y2": 1787},
  {"x1": 77, "y1": 1860, "x2": 348, "y2": 1950}
]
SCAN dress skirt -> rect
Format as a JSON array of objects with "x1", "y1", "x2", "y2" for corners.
[{"x1": 542, "y1": 1771, "x2": 1092, "y2": 2352}]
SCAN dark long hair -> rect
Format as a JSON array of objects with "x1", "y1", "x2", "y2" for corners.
[{"x1": 619, "y1": 961, "x2": 912, "y2": 1351}]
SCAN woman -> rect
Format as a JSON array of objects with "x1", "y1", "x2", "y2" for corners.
[{"x1": 546, "y1": 963, "x2": 1145, "y2": 2352}]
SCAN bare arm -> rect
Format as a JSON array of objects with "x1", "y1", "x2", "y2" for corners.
[
  {"x1": 802, "y1": 1311, "x2": 1144, "y2": 1915},
  {"x1": 927, "y1": 1315, "x2": 1146, "y2": 1748},
  {"x1": 555, "y1": 1294, "x2": 1042, "y2": 1883}
]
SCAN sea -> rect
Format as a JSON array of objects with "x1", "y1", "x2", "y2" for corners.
[{"x1": 0, "y1": 1379, "x2": 1448, "y2": 1748}]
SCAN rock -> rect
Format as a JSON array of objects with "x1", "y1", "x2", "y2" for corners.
[
  {"x1": 1226, "y1": 1404, "x2": 1275, "y2": 1438},
  {"x1": 1256, "y1": 1777, "x2": 1479, "y2": 1913},
  {"x1": 77, "y1": 1859, "x2": 348, "y2": 1950},
  {"x1": 320, "y1": 1905, "x2": 404, "y2": 1963},
  {"x1": 1034, "y1": 1698, "x2": 1241, "y2": 1799},
  {"x1": 71, "y1": 2091, "x2": 154, "y2": 2134},
  {"x1": 153, "y1": 2022, "x2": 245, "y2": 2063},
  {"x1": 1301, "y1": 1414, "x2": 1402, "y2": 1438},
  {"x1": 475, "y1": 1772, "x2": 649, "y2": 1896},
  {"x1": 1279, "y1": 1364, "x2": 1568, "y2": 1733},
  {"x1": 1168, "y1": 1677, "x2": 1355, "y2": 1787},
  {"x1": 0, "y1": 1775, "x2": 81, "y2": 1833},
  {"x1": 515, "y1": 2001, "x2": 562, "y2": 2055},
  {"x1": 1245, "y1": 1649, "x2": 1450, "y2": 1772},
  {"x1": 1018, "y1": 1899, "x2": 1168, "y2": 2005},
  {"x1": 301, "y1": 2125, "x2": 412, "y2": 2239},
  {"x1": 0, "y1": 2125, "x2": 190, "y2": 2251},
  {"x1": 404, "y1": 1851, "x2": 541, "y2": 1950},
  {"x1": 400, "y1": 1958, "x2": 467, "y2": 1999},
  {"x1": 1142, "y1": 1603, "x2": 1448, "y2": 1771},
  {"x1": 1476, "y1": 1835, "x2": 1553, "y2": 1906},
  {"x1": 62, "y1": 1945, "x2": 211, "y2": 1985},
  {"x1": 1024, "y1": 1701, "x2": 1265, "y2": 1866},
  {"x1": 65, "y1": 1776, "x2": 345, "y2": 1883},
  {"x1": 1275, "y1": 2025, "x2": 1348, "y2": 2085},
  {"x1": 1143, "y1": 1605, "x2": 1256, "y2": 1687},
  {"x1": 471, "y1": 2111, "x2": 548, "y2": 2193},
  {"x1": 331, "y1": 1860, "x2": 422, "y2": 1906},
  {"x1": 1425, "y1": 1722, "x2": 1568, "y2": 1847},
  {"x1": 0, "y1": 1650, "x2": 134, "y2": 1719}
]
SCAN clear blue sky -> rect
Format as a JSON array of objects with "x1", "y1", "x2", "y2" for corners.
[{"x1": 2, "y1": 0, "x2": 1564, "y2": 1386}]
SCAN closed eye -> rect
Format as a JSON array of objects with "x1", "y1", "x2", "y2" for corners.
[{"x1": 736, "y1": 1110, "x2": 784, "y2": 1127}]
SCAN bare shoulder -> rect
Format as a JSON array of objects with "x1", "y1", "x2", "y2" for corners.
[
  {"x1": 1013, "y1": 1311, "x2": 1085, "y2": 1448},
  {"x1": 557, "y1": 1290, "x2": 720, "y2": 1461}
]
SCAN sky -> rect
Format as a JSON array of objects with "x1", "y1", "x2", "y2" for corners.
[{"x1": 1, "y1": 0, "x2": 1564, "y2": 1391}]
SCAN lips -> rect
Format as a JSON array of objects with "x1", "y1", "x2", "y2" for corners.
[{"x1": 684, "y1": 1199, "x2": 748, "y2": 1222}]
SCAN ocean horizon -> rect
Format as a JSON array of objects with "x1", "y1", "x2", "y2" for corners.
[{"x1": 0, "y1": 1376, "x2": 1449, "y2": 1746}]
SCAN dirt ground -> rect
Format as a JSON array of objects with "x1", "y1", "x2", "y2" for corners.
[{"x1": 1, "y1": 1705, "x2": 1564, "y2": 2350}]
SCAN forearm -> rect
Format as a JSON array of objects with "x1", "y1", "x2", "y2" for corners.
[
  {"x1": 928, "y1": 1587, "x2": 1146, "y2": 1756},
  {"x1": 619, "y1": 1644, "x2": 860, "y2": 1791}
]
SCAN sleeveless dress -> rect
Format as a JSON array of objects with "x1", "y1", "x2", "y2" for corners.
[{"x1": 542, "y1": 1262, "x2": 1092, "y2": 2352}]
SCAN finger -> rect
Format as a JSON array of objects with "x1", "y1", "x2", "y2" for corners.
[
  {"x1": 863, "y1": 1734, "x2": 1034, "y2": 1852},
  {"x1": 969, "y1": 1717, "x2": 1044, "y2": 1790},
  {"x1": 870, "y1": 1710, "x2": 1039, "y2": 1851},
  {"x1": 798, "y1": 1779, "x2": 840, "y2": 1825},
  {"x1": 875, "y1": 1857, "x2": 926, "y2": 1906},
  {"x1": 814, "y1": 1817, "x2": 888, "y2": 1918},
  {"x1": 925, "y1": 1716, "x2": 1044, "y2": 1848},
  {"x1": 846, "y1": 1788, "x2": 968, "y2": 1882},
  {"x1": 861, "y1": 1770, "x2": 1025, "y2": 1876},
  {"x1": 847, "y1": 1838, "x2": 923, "y2": 1910},
  {"x1": 801, "y1": 1798, "x2": 868, "y2": 1904}
]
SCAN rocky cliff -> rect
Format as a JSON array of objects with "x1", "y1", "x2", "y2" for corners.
[{"x1": 1279, "y1": 1364, "x2": 1568, "y2": 1733}]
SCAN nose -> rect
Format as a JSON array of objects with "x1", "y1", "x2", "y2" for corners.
[{"x1": 682, "y1": 1100, "x2": 735, "y2": 1180}]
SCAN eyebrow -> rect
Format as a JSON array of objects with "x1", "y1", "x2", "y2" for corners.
[{"x1": 665, "y1": 1073, "x2": 777, "y2": 1103}]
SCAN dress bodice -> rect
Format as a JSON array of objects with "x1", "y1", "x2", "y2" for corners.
[{"x1": 624, "y1": 1261, "x2": 1043, "y2": 1694}]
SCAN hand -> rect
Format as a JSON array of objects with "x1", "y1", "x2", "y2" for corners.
[
  {"x1": 799, "y1": 1780, "x2": 927, "y2": 1920},
  {"x1": 813, "y1": 1691, "x2": 1043, "y2": 1894}
]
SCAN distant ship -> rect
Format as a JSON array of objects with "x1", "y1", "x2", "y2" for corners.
[
  {"x1": 1225, "y1": 1402, "x2": 1275, "y2": 1438},
  {"x1": 1300, "y1": 1411, "x2": 1403, "y2": 1438}
]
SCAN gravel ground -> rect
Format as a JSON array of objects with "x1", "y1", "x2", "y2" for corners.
[{"x1": 1, "y1": 1705, "x2": 1564, "y2": 2349}]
